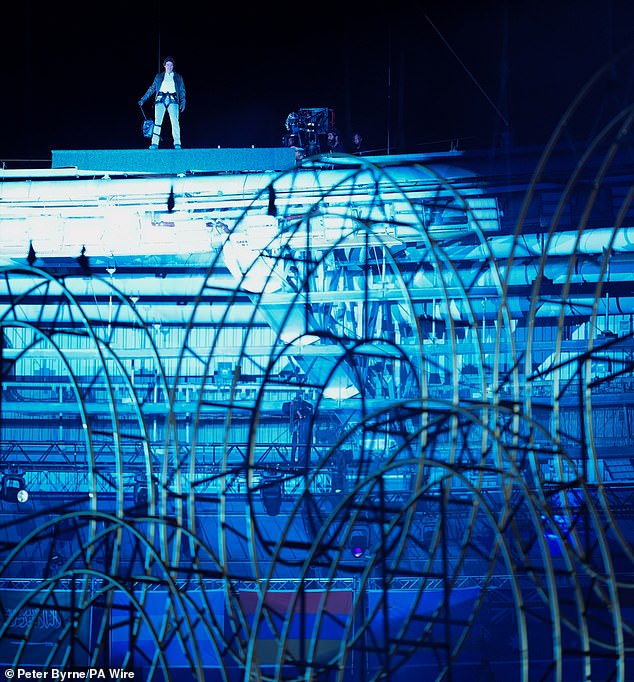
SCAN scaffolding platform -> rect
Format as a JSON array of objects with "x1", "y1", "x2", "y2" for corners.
[{"x1": 51, "y1": 147, "x2": 297, "y2": 175}]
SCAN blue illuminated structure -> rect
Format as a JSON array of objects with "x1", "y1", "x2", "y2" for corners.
[{"x1": 2, "y1": 54, "x2": 634, "y2": 680}]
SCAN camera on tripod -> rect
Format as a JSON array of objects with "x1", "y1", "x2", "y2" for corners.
[{"x1": 283, "y1": 107, "x2": 335, "y2": 156}]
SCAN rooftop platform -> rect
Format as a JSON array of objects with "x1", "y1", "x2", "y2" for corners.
[{"x1": 51, "y1": 147, "x2": 297, "y2": 175}]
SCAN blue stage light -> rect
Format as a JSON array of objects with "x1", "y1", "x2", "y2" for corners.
[
  {"x1": 1, "y1": 475, "x2": 28, "y2": 504},
  {"x1": 261, "y1": 478, "x2": 283, "y2": 516},
  {"x1": 349, "y1": 525, "x2": 370, "y2": 558}
]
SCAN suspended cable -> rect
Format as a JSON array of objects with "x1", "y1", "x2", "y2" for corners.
[{"x1": 425, "y1": 14, "x2": 510, "y2": 128}]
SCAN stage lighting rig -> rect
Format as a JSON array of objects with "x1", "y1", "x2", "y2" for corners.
[
  {"x1": 261, "y1": 475, "x2": 283, "y2": 516},
  {"x1": 1, "y1": 474, "x2": 28, "y2": 503},
  {"x1": 349, "y1": 524, "x2": 370, "y2": 559}
]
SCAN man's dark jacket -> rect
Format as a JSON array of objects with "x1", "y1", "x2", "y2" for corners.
[{"x1": 140, "y1": 72, "x2": 186, "y2": 111}]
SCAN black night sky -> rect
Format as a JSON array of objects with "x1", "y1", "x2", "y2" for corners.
[{"x1": 3, "y1": 0, "x2": 634, "y2": 163}]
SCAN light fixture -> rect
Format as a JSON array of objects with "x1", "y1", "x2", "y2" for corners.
[
  {"x1": 133, "y1": 476, "x2": 157, "y2": 511},
  {"x1": 349, "y1": 524, "x2": 370, "y2": 558},
  {"x1": 134, "y1": 483, "x2": 150, "y2": 507},
  {"x1": 1, "y1": 475, "x2": 28, "y2": 503},
  {"x1": 76, "y1": 245, "x2": 91, "y2": 275},
  {"x1": 261, "y1": 477, "x2": 283, "y2": 516},
  {"x1": 332, "y1": 467, "x2": 345, "y2": 494},
  {"x1": 27, "y1": 240, "x2": 37, "y2": 266}
]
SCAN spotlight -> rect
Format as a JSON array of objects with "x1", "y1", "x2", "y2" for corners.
[
  {"x1": 76, "y1": 245, "x2": 91, "y2": 275},
  {"x1": 349, "y1": 524, "x2": 370, "y2": 558},
  {"x1": 134, "y1": 484, "x2": 150, "y2": 507},
  {"x1": 332, "y1": 468, "x2": 345, "y2": 494},
  {"x1": 27, "y1": 241, "x2": 37, "y2": 266},
  {"x1": 261, "y1": 477, "x2": 283, "y2": 516},
  {"x1": 1, "y1": 475, "x2": 28, "y2": 503},
  {"x1": 133, "y1": 476, "x2": 157, "y2": 512},
  {"x1": 267, "y1": 185, "x2": 277, "y2": 217}
]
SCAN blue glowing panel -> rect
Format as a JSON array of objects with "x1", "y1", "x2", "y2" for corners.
[
  {"x1": 109, "y1": 590, "x2": 224, "y2": 670},
  {"x1": 236, "y1": 589, "x2": 353, "y2": 666},
  {"x1": 366, "y1": 588, "x2": 482, "y2": 677}
]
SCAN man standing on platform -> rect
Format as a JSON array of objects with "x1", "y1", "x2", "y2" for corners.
[{"x1": 138, "y1": 56, "x2": 186, "y2": 150}]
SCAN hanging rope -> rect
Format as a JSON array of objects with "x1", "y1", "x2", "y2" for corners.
[{"x1": 425, "y1": 14, "x2": 510, "y2": 128}]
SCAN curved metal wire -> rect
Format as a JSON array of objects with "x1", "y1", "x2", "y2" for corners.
[{"x1": 2, "y1": 47, "x2": 634, "y2": 680}]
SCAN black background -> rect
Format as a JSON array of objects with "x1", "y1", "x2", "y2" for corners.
[{"x1": 3, "y1": 0, "x2": 634, "y2": 162}]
